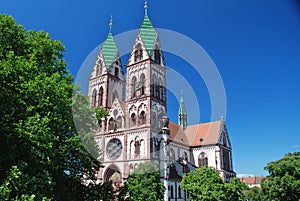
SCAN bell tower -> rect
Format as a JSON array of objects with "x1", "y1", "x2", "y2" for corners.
[
  {"x1": 126, "y1": 2, "x2": 166, "y2": 132},
  {"x1": 89, "y1": 17, "x2": 124, "y2": 109}
]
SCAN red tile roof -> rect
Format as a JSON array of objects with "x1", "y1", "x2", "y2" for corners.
[
  {"x1": 169, "y1": 120, "x2": 222, "y2": 147},
  {"x1": 239, "y1": 176, "x2": 265, "y2": 185}
]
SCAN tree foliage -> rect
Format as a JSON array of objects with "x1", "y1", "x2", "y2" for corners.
[
  {"x1": 126, "y1": 162, "x2": 165, "y2": 201},
  {"x1": 245, "y1": 186, "x2": 263, "y2": 201},
  {"x1": 181, "y1": 166, "x2": 247, "y2": 201},
  {"x1": 261, "y1": 152, "x2": 300, "y2": 201},
  {"x1": 0, "y1": 14, "x2": 107, "y2": 200}
]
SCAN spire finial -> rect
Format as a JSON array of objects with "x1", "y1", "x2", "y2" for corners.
[
  {"x1": 144, "y1": 0, "x2": 148, "y2": 16},
  {"x1": 109, "y1": 15, "x2": 113, "y2": 32},
  {"x1": 180, "y1": 89, "x2": 184, "y2": 102}
]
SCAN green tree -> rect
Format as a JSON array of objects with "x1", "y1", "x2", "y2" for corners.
[
  {"x1": 126, "y1": 162, "x2": 165, "y2": 201},
  {"x1": 0, "y1": 14, "x2": 106, "y2": 200},
  {"x1": 181, "y1": 166, "x2": 246, "y2": 201},
  {"x1": 224, "y1": 177, "x2": 248, "y2": 201},
  {"x1": 245, "y1": 186, "x2": 263, "y2": 201},
  {"x1": 261, "y1": 152, "x2": 300, "y2": 201}
]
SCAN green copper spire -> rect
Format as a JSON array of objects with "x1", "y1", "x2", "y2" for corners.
[
  {"x1": 101, "y1": 17, "x2": 118, "y2": 70},
  {"x1": 139, "y1": 2, "x2": 157, "y2": 56},
  {"x1": 178, "y1": 90, "x2": 187, "y2": 130}
]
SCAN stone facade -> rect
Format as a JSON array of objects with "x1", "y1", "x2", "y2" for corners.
[{"x1": 88, "y1": 6, "x2": 236, "y2": 201}]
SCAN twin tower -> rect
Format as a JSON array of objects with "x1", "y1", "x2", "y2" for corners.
[{"x1": 88, "y1": 2, "x2": 174, "y2": 189}]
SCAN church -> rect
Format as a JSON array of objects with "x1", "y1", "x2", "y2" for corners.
[{"x1": 88, "y1": 2, "x2": 236, "y2": 200}]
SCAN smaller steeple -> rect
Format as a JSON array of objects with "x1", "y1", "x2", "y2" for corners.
[
  {"x1": 178, "y1": 90, "x2": 187, "y2": 130},
  {"x1": 144, "y1": 0, "x2": 148, "y2": 16}
]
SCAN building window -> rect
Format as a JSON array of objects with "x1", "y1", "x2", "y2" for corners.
[
  {"x1": 131, "y1": 76, "x2": 137, "y2": 98},
  {"x1": 134, "y1": 140, "x2": 141, "y2": 158},
  {"x1": 178, "y1": 185, "x2": 182, "y2": 198},
  {"x1": 130, "y1": 113, "x2": 136, "y2": 127},
  {"x1": 98, "y1": 87, "x2": 103, "y2": 107},
  {"x1": 116, "y1": 116, "x2": 122, "y2": 129},
  {"x1": 96, "y1": 66, "x2": 100, "y2": 76},
  {"x1": 134, "y1": 45, "x2": 143, "y2": 62},
  {"x1": 140, "y1": 73, "x2": 145, "y2": 96},
  {"x1": 115, "y1": 67, "x2": 119, "y2": 78},
  {"x1": 108, "y1": 117, "x2": 115, "y2": 131},
  {"x1": 170, "y1": 185, "x2": 174, "y2": 198},
  {"x1": 169, "y1": 148, "x2": 175, "y2": 159},
  {"x1": 140, "y1": 111, "x2": 146, "y2": 125},
  {"x1": 223, "y1": 150, "x2": 230, "y2": 170},
  {"x1": 154, "y1": 49, "x2": 161, "y2": 64},
  {"x1": 92, "y1": 89, "x2": 97, "y2": 107},
  {"x1": 198, "y1": 152, "x2": 208, "y2": 167},
  {"x1": 106, "y1": 138, "x2": 122, "y2": 160}
]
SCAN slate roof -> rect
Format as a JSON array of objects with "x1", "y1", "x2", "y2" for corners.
[
  {"x1": 139, "y1": 15, "x2": 157, "y2": 55},
  {"x1": 101, "y1": 32, "x2": 118, "y2": 70}
]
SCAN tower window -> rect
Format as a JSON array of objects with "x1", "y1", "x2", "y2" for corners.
[
  {"x1": 140, "y1": 73, "x2": 145, "y2": 96},
  {"x1": 92, "y1": 89, "x2": 97, "y2": 108},
  {"x1": 134, "y1": 49, "x2": 143, "y2": 62},
  {"x1": 140, "y1": 111, "x2": 146, "y2": 125},
  {"x1": 115, "y1": 67, "x2": 119, "y2": 78},
  {"x1": 98, "y1": 87, "x2": 103, "y2": 107},
  {"x1": 131, "y1": 76, "x2": 137, "y2": 98},
  {"x1": 130, "y1": 113, "x2": 136, "y2": 127},
  {"x1": 154, "y1": 49, "x2": 161, "y2": 64},
  {"x1": 134, "y1": 44, "x2": 143, "y2": 62}
]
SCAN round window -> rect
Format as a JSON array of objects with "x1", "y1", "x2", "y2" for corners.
[{"x1": 107, "y1": 138, "x2": 122, "y2": 159}]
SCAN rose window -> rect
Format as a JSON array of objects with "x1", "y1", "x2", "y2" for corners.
[{"x1": 107, "y1": 138, "x2": 122, "y2": 159}]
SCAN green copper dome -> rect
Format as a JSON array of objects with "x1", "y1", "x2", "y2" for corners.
[
  {"x1": 101, "y1": 32, "x2": 118, "y2": 69},
  {"x1": 139, "y1": 15, "x2": 157, "y2": 55}
]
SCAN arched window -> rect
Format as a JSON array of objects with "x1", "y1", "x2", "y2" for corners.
[
  {"x1": 98, "y1": 87, "x2": 103, "y2": 107},
  {"x1": 134, "y1": 44, "x2": 143, "y2": 62},
  {"x1": 157, "y1": 78, "x2": 162, "y2": 100},
  {"x1": 116, "y1": 116, "x2": 122, "y2": 129},
  {"x1": 131, "y1": 76, "x2": 137, "y2": 98},
  {"x1": 115, "y1": 66, "x2": 119, "y2": 78},
  {"x1": 169, "y1": 148, "x2": 175, "y2": 159},
  {"x1": 134, "y1": 140, "x2": 141, "y2": 158},
  {"x1": 198, "y1": 152, "x2": 208, "y2": 167},
  {"x1": 140, "y1": 73, "x2": 145, "y2": 96},
  {"x1": 154, "y1": 49, "x2": 161, "y2": 64},
  {"x1": 92, "y1": 89, "x2": 97, "y2": 107},
  {"x1": 140, "y1": 111, "x2": 146, "y2": 125},
  {"x1": 108, "y1": 118, "x2": 115, "y2": 131},
  {"x1": 130, "y1": 113, "x2": 136, "y2": 127}
]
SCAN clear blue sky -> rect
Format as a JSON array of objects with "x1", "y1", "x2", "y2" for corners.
[{"x1": 2, "y1": 0, "x2": 300, "y2": 176}]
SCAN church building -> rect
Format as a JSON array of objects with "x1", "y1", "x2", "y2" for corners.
[{"x1": 88, "y1": 2, "x2": 236, "y2": 200}]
